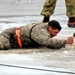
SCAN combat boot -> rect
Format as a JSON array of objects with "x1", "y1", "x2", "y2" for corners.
[
  {"x1": 68, "y1": 17, "x2": 75, "y2": 27},
  {"x1": 43, "y1": 16, "x2": 50, "y2": 23}
]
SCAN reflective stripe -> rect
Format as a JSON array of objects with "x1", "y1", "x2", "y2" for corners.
[{"x1": 15, "y1": 28, "x2": 22, "y2": 48}]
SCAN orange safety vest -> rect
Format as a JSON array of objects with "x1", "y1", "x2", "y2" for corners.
[{"x1": 15, "y1": 28, "x2": 22, "y2": 48}]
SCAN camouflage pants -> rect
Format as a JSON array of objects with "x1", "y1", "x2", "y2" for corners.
[
  {"x1": 41, "y1": 0, "x2": 75, "y2": 17},
  {"x1": 0, "y1": 28, "x2": 17, "y2": 50}
]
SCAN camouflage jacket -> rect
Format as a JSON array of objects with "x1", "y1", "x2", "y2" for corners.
[{"x1": 1, "y1": 22, "x2": 66, "y2": 49}]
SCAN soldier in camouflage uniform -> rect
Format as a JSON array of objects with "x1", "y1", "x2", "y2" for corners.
[
  {"x1": 41, "y1": 0, "x2": 75, "y2": 27},
  {"x1": 0, "y1": 20, "x2": 73, "y2": 50}
]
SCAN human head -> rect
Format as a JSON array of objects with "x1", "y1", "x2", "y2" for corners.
[{"x1": 48, "y1": 20, "x2": 62, "y2": 37}]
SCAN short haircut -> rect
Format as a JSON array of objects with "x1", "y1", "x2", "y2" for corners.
[{"x1": 48, "y1": 20, "x2": 62, "y2": 31}]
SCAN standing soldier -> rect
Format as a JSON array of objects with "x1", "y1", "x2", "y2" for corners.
[
  {"x1": 0, "y1": 20, "x2": 73, "y2": 50},
  {"x1": 41, "y1": 0, "x2": 75, "y2": 27}
]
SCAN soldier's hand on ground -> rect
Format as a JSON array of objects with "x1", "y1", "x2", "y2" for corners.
[{"x1": 66, "y1": 36, "x2": 74, "y2": 45}]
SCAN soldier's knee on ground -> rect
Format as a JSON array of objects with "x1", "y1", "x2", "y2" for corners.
[
  {"x1": 0, "y1": 35, "x2": 10, "y2": 50},
  {"x1": 0, "y1": 42, "x2": 4, "y2": 50},
  {"x1": 0, "y1": 40, "x2": 10, "y2": 50}
]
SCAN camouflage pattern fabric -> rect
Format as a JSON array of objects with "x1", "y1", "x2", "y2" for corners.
[
  {"x1": 41, "y1": 0, "x2": 75, "y2": 17},
  {"x1": 0, "y1": 22, "x2": 66, "y2": 50}
]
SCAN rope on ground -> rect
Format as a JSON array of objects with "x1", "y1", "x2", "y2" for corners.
[{"x1": 0, "y1": 63, "x2": 75, "y2": 74}]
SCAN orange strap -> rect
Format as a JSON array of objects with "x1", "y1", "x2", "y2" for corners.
[{"x1": 15, "y1": 28, "x2": 22, "y2": 48}]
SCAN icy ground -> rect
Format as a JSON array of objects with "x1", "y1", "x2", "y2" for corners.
[
  {"x1": 0, "y1": 0, "x2": 75, "y2": 75},
  {"x1": 0, "y1": 15, "x2": 75, "y2": 75}
]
